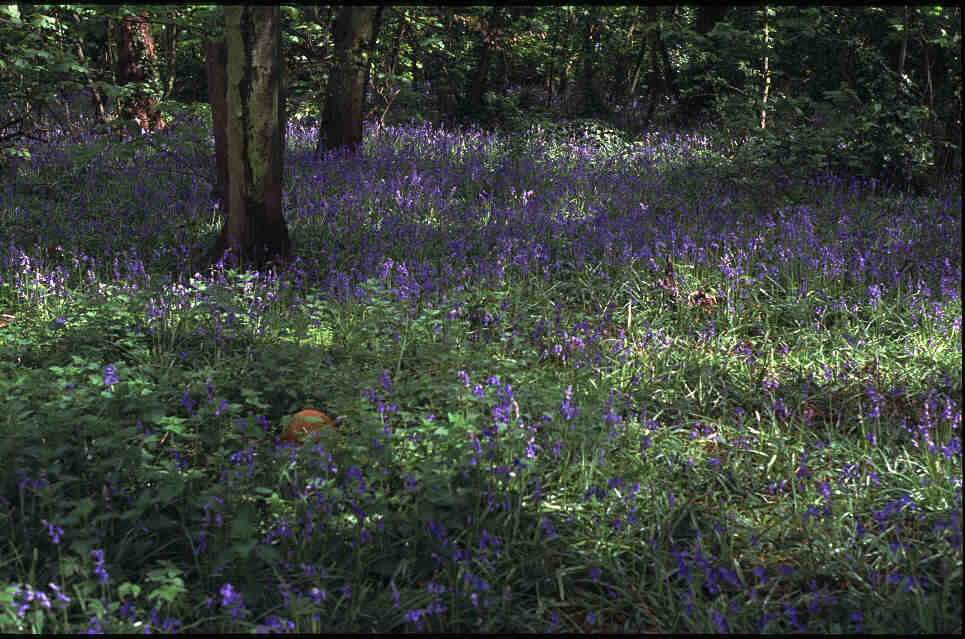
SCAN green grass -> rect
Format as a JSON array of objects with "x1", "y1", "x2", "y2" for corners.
[{"x1": 0, "y1": 108, "x2": 960, "y2": 633}]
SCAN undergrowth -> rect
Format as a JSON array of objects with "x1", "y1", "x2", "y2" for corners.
[{"x1": 0, "y1": 105, "x2": 960, "y2": 633}]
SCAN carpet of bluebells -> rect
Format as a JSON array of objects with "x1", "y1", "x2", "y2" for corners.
[{"x1": 0, "y1": 102, "x2": 961, "y2": 632}]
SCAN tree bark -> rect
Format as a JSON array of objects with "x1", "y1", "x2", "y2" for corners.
[
  {"x1": 206, "y1": 6, "x2": 291, "y2": 271},
  {"x1": 318, "y1": 6, "x2": 383, "y2": 154},
  {"x1": 205, "y1": 39, "x2": 229, "y2": 213},
  {"x1": 657, "y1": 17, "x2": 677, "y2": 102},
  {"x1": 760, "y1": 7, "x2": 771, "y2": 130},
  {"x1": 572, "y1": 6, "x2": 602, "y2": 117},
  {"x1": 114, "y1": 11, "x2": 164, "y2": 131},
  {"x1": 696, "y1": 6, "x2": 729, "y2": 36},
  {"x1": 162, "y1": 18, "x2": 178, "y2": 100},
  {"x1": 467, "y1": 7, "x2": 503, "y2": 114}
]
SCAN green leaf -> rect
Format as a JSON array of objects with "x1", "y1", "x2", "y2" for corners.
[
  {"x1": 229, "y1": 501, "x2": 258, "y2": 540},
  {"x1": 118, "y1": 583, "x2": 142, "y2": 600},
  {"x1": 0, "y1": 5, "x2": 21, "y2": 22}
]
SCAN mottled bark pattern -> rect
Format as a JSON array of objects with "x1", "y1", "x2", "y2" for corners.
[
  {"x1": 115, "y1": 12, "x2": 164, "y2": 131},
  {"x1": 319, "y1": 6, "x2": 382, "y2": 154},
  {"x1": 207, "y1": 6, "x2": 291, "y2": 271},
  {"x1": 206, "y1": 39, "x2": 229, "y2": 213}
]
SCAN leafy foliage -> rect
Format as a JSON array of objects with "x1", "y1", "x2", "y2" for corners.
[{"x1": 0, "y1": 5, "x2": 961, "y2": 633}]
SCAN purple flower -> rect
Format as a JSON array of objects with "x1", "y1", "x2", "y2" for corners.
[
  {"x1": 560, "y1": 385, "x2": 579, "y2": 420},
  {"x1": 91, "y1": 549, "x2": 108, "y2": 584},
  {"x1": 41, "y1": 519, "x2": 64, "y2": 544},
  {"x1": 103, "y1": 364, "x2": 119, "y2": 391}
]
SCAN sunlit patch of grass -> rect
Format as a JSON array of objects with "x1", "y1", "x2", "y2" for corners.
[{"x1": 0, "y1": 106, "x2": 960, "y2": 633}]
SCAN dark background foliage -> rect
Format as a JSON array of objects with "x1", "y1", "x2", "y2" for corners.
[{"x1": 1, "y1": 5, "x2": 960, "y2": 192}]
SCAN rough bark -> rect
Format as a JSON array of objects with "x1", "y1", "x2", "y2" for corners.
[
  {"x1": 760, "y1": 7, "x2": 771, "y2": 130},
  {"x1": 572, "y1": 6, "x2": 602, "y2": 117},
  {"x1": 318, "y1": 6, "x2": 383, "y2": 154},
  {"x1": 114, "y1": 12, "x2": 164, "y2": 131},
  {"x1": 205, "y1": 6, "x2": 291, "y2": 272},
  {"x1": 467, "y1": 8, "x2": 502, "y2": 114},
  {"x1": 205, "y1": 39, "x2": 229, "y2": 213}
]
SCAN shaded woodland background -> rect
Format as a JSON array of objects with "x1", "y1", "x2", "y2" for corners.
[
  {"x1": 0, "y1": 6, "x2": 961, "y2": 633},
  {"x1": 2, "y1": 5, "x2": 960, "y2": 195}
]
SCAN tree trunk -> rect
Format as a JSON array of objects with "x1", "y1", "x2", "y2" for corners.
[
  {"x1": 206, "y1": 6, "x2": 291, "y2": 271},
  {"x1": 545, "y1": 7, "x2": 568, "y2": 105},
  {"x1": 628, "y1": 15, "x2": 648, "y2": 98},
  {"x1": 657, "y1": 17, "x2": 678, "y2": 103},
  {"x1": 467, "y1": 7, "x2": 505, "y2": 114},
  {"x1": 683, "y1": 6, "x2": 730, "y2": 120},
  {"x1": 573, "y1": 6, "x2": 601, "y2": 117},
  {"x1": 162, "y1": 19, "x2": 178, "y2": 100},
  {"x1": 318, "y1": 6, "x2": 383, "y2": 154},
  {"x1": 760, "y1": 7, "x2": 771, "y2": 130},
  {"x1": 696, "y1": 6, "x2": 729, "y2": 37},
  {"x1": 205, "y1": 39, "x2": 229, "y2": 213},
  {"x1": 114, "y1": 11, "x2": 164, "y2": 132}
]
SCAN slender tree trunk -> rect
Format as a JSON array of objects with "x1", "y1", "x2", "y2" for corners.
[
  {"x1": 611, "y1": 8, "x2": 638, "y2": 102},
  {"x1": 760, "y1": 7, "x2": 771, "y2": 130},
  {"x1": 545, "y1": 7, "x2": 566, "y2": 104},
  {"x1": 206, "y1": 6, "x2": 291, "y2": 271},
  {"x1": 162, "y1": 19, "x2": 178, "y2": 100},
  {"x1": 360, "y1": 9, "x2": 383, "y2": 128},
  {"x1": 374, "y1": 11, "x2": 407, "y2": 128},
  {"x1": 628, "y1": 18, "x2": 648, "y2": 98},
  {"x1": 640, "y1": 6, "x2": 666, "y2": 124},
  {"x1": 658, "y1": 19, "x2": 677, "y2": 102},
  {"x1": 896, "y1": 6, "x2": 909, "y2": 86}
]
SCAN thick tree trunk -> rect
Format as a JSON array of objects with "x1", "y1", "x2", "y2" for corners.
[
  {"x1": 114, "y1": 12, "x2": 164, "y2": 132},
  {"x1": 205, "y1": 39, "x2": 229, "y2": 213},
  {"x1": 318, "y1": 6, "x2": 383, "y2": 154},
  {"x1": 572, "y1": 6, "x2": 602, "y2": 117},
  {"x1": 467, "y1": 8, "x2": 503, "y2": 114},
  {"x1": 206, "y1": 6, "x2": 291, "y2": 271}
]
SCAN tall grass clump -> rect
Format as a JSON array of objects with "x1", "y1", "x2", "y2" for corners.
[{"x1": 0, "y1": 103, "x2": 960, "y2": 633}]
